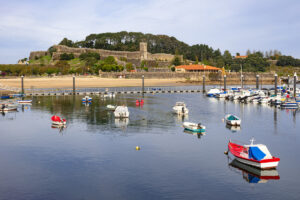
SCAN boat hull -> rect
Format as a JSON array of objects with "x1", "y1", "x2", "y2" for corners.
[
  {"x1": 226, "y1": 120, "x2": 241, "y2": 126},
  {"x1": 228, "y1": 142, "x2": 280, "y2": 169}
]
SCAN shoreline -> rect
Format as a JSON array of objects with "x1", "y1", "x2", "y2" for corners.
[{"x1": 0, "y1": 76, "x2": 274, "y2": 90}]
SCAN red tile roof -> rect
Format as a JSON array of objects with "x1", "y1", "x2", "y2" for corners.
[
  {"x1": 235, "y1": 55, "x2": 248, "y2": 59},
  {"x1": 175, "y1": 64, "x2": 221, "y2": 71}
]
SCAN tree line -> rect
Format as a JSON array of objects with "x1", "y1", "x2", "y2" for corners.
[{"x1": 58, "y1": 31, "x2": 300, "y2": 72}]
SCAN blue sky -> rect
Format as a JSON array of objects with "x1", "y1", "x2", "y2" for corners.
[{"x1": 0, "y1": 0, "x2": 300, "y2": 64}]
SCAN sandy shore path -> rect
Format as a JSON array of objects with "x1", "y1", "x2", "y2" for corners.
[{"x1": 0, "y1": 77, "x2": 187, "y2": 89}]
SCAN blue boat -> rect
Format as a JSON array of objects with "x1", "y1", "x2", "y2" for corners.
[{"x1": 82, "y1": 96, "x2": 92, "y2": 102}]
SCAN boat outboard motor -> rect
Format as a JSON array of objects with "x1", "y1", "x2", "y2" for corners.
[
  {"x1": 182, "y1": 107, "x2": 185, "y2": 113},
  {"x1": 197, "y1": 123, "x2": 201, "y2": 129}
]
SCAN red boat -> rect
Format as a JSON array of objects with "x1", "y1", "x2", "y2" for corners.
[
  {"x1": 228, "y1": 139, "x2": 280, "y2": 169},
  {"x1": 51, "y1": 115, "x2": 67, "y2": 126}
]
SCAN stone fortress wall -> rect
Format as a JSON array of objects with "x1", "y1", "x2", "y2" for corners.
[{"x1": 29, "y1": 42, "x2": 182, "y2": 67}]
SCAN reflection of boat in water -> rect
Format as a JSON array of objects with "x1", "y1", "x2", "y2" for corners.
[
  {"x1": 184, "y1": 129, "x2": 205, "y2": 139},
  {"x1": 17, "y1": 100, "x2": 32, "y2": 104},
  {"x1": 183, "y1": 122, "x2": 205, "y2": 133},
  {"x1": 115, "y1": 118, "x2": 129, "y2": 128},
  {"x1": 174, "y1": 114, "x2": 188, "y2": 122},
  {"x1": 82, "y1": 101, "x2": 92, "y2": 106},
  {"x1": 229, "y1": 159, "x2": 280, "y2": 183},
  {"x1": 51, "y1": 124, "x2": 67, "y2": 129},
  {"x1": 226, "y1": 124, "x2": 241, "y2": 132}
]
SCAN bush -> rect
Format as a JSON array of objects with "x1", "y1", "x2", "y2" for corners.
[
  {"x1": 125, "y1": 63, "x2": 133, "y2": 72},
  {"x1": 60, "y1": 53, "x2": 75, "y2": 60},
  {"x1": 79, "y1": 52, "x2": 100, "y2": 60}
]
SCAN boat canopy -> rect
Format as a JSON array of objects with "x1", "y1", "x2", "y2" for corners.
[
  {"x1": 248, "y1": 146, "x2": 266, "y2": 161},
  {"x1": 227, "y1": 115, "x2": 239, "y2": 120},
  {"x1": 51, "y1": 115, "x2": 61, "y2": 122}
]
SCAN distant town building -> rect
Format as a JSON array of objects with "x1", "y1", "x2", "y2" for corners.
[
  {"x1": 175, "y1": 64, "x2": 221, "y2": 72},
  {"x1": 235, "y1": 55, "x2": 248, "y2": 59},
  {"x1": 18, "y1": 60, "x2": 29, "y2": 65}
]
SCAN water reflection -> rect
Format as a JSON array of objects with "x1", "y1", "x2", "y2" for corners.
[
  {"x1": 174, "y1": 114, "x2": 188, "y2": 123},
  {"x1": 226, "y1": 124, "x2": 241, "y2": 133},
  {"x1": 229, "y1": 159, "x2": 280, "y2": 184},
  {"x1": 51, "y1": 124, "x2": 67, "y2": 133},
  {"x1": 183, "y1": 129, "x2": 205, "y2": 139},
  {"x1": 115, "y1": 118, "x2": 129, "y2": 128}
]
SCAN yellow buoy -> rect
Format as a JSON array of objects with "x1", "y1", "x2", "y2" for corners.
[{"x1": 136, "y1": 146, "x2": 140, "y2": 150}]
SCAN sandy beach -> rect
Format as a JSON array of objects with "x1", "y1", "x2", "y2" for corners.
[{"x1": 0, "y1": 76, "x2": 187, "y2": 89}]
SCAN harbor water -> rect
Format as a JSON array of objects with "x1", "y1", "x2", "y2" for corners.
[{"x1": 0, "y1": 90, "x2": 300, "y2": 200}]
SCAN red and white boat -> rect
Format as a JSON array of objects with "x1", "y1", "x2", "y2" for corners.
[
  {"x1": 228, "y1": 139, "x2": 280, "y2": 169},
  {"x1": 51, "y1": 115, "x2": 67, "y2": 126}
]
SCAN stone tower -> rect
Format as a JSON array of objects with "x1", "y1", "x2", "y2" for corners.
[{"x1": 140, "y1": 42, "x2": 148, "y2": 60}]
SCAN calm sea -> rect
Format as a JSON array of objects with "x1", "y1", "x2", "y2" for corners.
[{"x1": 0, "y1": 88, "x2": 299, "y2": 200}]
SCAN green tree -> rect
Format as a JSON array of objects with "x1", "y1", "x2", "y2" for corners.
[
  {"x1": 172, "y1": 56, "x2": 182, "y2": 66},
  {"x1": 59, "y1": 38, "x2": 74, "y2": 47}
]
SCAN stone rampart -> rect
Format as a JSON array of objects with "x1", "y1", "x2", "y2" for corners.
[
  {"x1": 48, "y1": 44, "x2": 177, "y2": 64},
  {"x1": 29, "y1": 51, "x2": 49, "y2": 60}
]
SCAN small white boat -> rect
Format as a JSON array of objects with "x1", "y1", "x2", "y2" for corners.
[
  {"x1": 183, "y1": 122, "x2": 206, "y2": 133},
  {"x1": 103, "y1": 93, "x2": 115, "y2": 98},
  {"x1": 0, "y1": 103, "x2": 18, "y2": 111},
  {"x1": 228, "y1": 139, "x2": 280, "y2": 169},
  {"x1": 17, "y1": 100, "x2": 32, "y2": 104},
  {"x1": 114, "y1": 106, "x2": 129, "y2": 118},
  {"x1": 207, "y1": 88, "x2": 221, "y2": 97},
  {"x1": 106, "y1": 104, "x2": 116, "y2": 111},
  {"x1": 82, "y1": 96, "x2": 92, "y2": 102},
  {"x1": 225, "y1": 114, "x2": 241, "y2": 126},
  {"x1": 172, "y1": 102, "x2": 189, "y2": 115}
]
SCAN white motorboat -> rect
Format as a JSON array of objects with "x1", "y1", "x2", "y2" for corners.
[
  {"x1": 172, "y1": 102, "x2": 189, "y2": 115},
  {"x1": 225, "y1": 114, "x2": 241, "y2": 126},
  {"x1": 183, "y1": 122, "x2": 206, "y2": 133},
  {"x1": 114, "y1": 106, "x2": 129, "y2": 118},
  {"x1": 206, "y1": 88, "x2": 221, "y2": 97}
]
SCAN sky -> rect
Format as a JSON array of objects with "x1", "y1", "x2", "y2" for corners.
[{"x1": 0, "y1": 0, "x2": 300, "y2": 64}]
